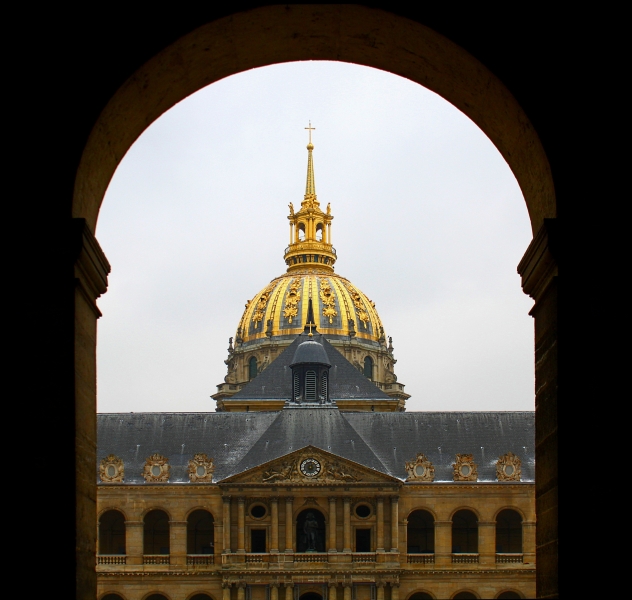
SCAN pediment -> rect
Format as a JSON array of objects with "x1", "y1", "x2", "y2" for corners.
[{"x1": 220, "y1": 445, "x2": 399, "y2": 485}]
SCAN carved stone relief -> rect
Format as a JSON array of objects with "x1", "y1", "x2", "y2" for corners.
[
  {"x1": 496, "y1": 452, "x2": 522, "y2": 481},
  {"x1": 452, "y1": 453, "x2": 478, "y2": 482},
  {"x1": 404, "y1": 453, "x2": 435, "y2": 482},
  {"x1": 99, "y1": 454, "x2": 124, "y2": 483},
  {"x1": 143, "y1": 453, "x2": 170, "y2": 482},
  {"x1": 188, "y1": 453, "x2": 215, "y2": 482},
  {"x1": 260, "y1": 452, "x2": 362, "y2": 484}
]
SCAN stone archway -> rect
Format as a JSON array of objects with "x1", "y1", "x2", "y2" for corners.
[{"x1": 69, "y1": 6, "x2": 558, "y2": 597}]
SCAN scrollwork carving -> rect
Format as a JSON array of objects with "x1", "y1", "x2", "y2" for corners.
[
  {"x1": 496, "y1": 452, "x2": 521, "y2": 481},
  {"x1": 452, "y1": 453, "x2": 478, "y2": 482},
  {"x1": 99, "y1": 454, "x2": 124, "y2": 483},
  {"x1": 404, "y1": 453, "x2": 435, "y2": 482},
  {"x1": 143, "y1": 453, "x2": 170, "y2": 482},
  {"x1": 343, "y1": 283, "x2": 370, "y2": 328},
  {"x1": 252, "y1": 282, "x2": 276, "y2": 327},
  {"x1": 320, "y1": 278, "x2": 338, "y2": 323},
  {"x1": 283, "y1": 278, "x2": 302, "y2": 323},
  {"x1": 188, "y1": 453, "x2": 215, "y2": 482}
]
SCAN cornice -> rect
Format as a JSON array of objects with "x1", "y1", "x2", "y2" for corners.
[{"x1": 517, "y1": 218, "x2": 558, "y2": 305}]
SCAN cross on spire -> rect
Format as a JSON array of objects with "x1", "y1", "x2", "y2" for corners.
[
  {"x1": 305, "y1": 121, "x2": 315, "y2": 145},
  {"x1": 306, "y1": 322, "x2": 315, "y2": 337}
]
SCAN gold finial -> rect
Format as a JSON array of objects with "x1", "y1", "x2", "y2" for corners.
[
  {"x1": 307, "y1": 322, "x2": 315, "y2": 337},
  {"x1": 304, "y1": 122, "x2": 316, "y2": 197},
  {"x1": 305, "y1": 121, "x2": 315, "y2": 149}
]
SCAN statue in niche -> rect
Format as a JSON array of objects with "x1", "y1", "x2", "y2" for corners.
[{"x1": 303, "y1": 511, "x2": 320, "y2": 551}]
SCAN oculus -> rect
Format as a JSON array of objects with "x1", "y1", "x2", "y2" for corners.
[
  {"x1": 143, "y1": 453, "x2": 170, "y2": 483},
  {"x1": 355, "y1": 504, "x2": 372, "y2": 518},
  {"x1": 300, "y1": 458, "x2": 322, "y2": 478},
  {"x1": 496, "y1": 452, "x2": 522, "y2": 482},
  {"x1": 250, "y1": 504, "x2": 267, "y2": 519},
  {"x1": 188, "y1": 453, "x2": 215, "y2": 483},
  {"x1": 99, "y1": 454, "x2": 124, "y2": 483},
  {"x1": 404, "y1": 453, "x2": 435, "y2": 482},
  {"x1": 452, "y1": 453, "x2": 478, "y2": 482}
]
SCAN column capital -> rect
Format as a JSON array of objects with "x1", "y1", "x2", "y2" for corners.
[
  {"x1": 285, "y1": 496, "x2": 294, "y2": 503},
  {"x1": 376, "y1": 582, "x2": 386, "y2": 589},
  {"x1": 389, "y1": 583, "x2": 399, "y2": 589},
  {"x1": 328, "y1": 583, "x2": 338, "y2": 588},
  {"x1": 270, "y1": 496, "x2": 279, "y2": 503},
  {"x1": 389, "y1": 495, "x2": 399, "y2": 502},
  {"x1": 222, "y1": 583, "x2": 233, "y2": 589},
  {"x1": 285, "y1": 583, "x2": 294, "y2": 589},
  {"x1": 237, "y1": 582, "x2": 247, "y2": 589},
  {"x1": 377, "y1": 497, "x2": 384, "y2": 503},
  {"x1": 328, "y1": 497, "x2": 337, "y2": 503},
  {"x1": 223, "y1": 495, "x2": 232, "y2": 503},
  {"x1": 237, "y1": 496, "x2": 246, "y2": 503},
  {"x1": 270, "y1": 584, "x2": 280, "y2": 589}
]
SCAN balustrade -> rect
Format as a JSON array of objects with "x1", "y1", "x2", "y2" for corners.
[
  {"x1": 407, "y1": 554, "x2": 434, "y2": 564},
  {"x1": 496, "y1": 553, "x2": 524, "y2": 563},
  {"x1": 143, "y1": 555, "x2": 170, "y2": 565},
  {"x1": 97, "y1": 555, "x2": 127, "y2": 565},
  {"x1": 351, "y1": 552, "x2": 376, "y2": 563},
  {"x1": 451, "y1": 553, "x2": 479, "y2": 564},
  {"x1": 187, "y1": 555, "x2": 215, "y2": 565},
  {"x1": 294, "y1": 553, "x2": 326, "y2": 563}
]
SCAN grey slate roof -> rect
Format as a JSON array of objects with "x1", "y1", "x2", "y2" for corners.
[
  {"x1": 97, "y1": 410, "x2": 534, "y2": 484},
  {"x1": 231, "y1": 333, "x2": 392, "y2": 401}
]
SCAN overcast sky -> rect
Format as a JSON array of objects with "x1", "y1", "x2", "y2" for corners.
[{"x1": 95, "y1": 61, "x2": 535, "y2": 414}]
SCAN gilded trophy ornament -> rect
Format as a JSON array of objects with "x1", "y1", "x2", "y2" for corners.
[
  {"x1": 404, "y1": 453, "x2": 435, "y2": 482},
  {"x1": 252, "y1": 282, "x2": 276, "y2": 328},
  {"x1": 319, "y1": 278, "x2": 338, "y2": 323},
  {"x1": 99, "y1": 454, "x2": 124, "y2": 483},
  {"x1": 283, "y1": 279, "x2": 302, "y2": 323},
  {"x1": 143, "y1": 453, "x2": 170, "y2": 482},
  {"x1": 452, "y1": 453, "x2": 478, "y2": 481},
  {"x1": 344, "y1": 283, "x2": 370, "y2": 328},
  {"x1": 496, "y1": 452, "x2": 522, "y2": 481},
  {"x1": 188, "y1": 453, "x2": 215, "y2": 482}
]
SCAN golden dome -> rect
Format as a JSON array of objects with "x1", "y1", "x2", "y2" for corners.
[{"x1": 235, "y1": 270, "x2": 386, "y2": 347}]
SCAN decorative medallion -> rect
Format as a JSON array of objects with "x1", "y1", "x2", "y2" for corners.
[
  {"x1": 252, "y1": 282, "x2": 276, "y2": 328},
  {"x1": 188, "y1": 453, "x2": 215, "y2": 483},
  {"x1": 99, "y1": 454, "x2": 124, "y2": 483},
  {"x1": 283, "y1": 279, "x2": 302, "y2": 323},
  {"x1": 319, "y1": 279, "x2": 338, "y2": 323},
  {"x1": 452, "y1": 454, "x2": 478, "y2": 482},
  {"x1": 143, "y1": 453, "x2": 170, "y2": 482},
  {"x1": 496, "y1": 452, "x2": 522, "y2": 481},
  {"x1": 404, "y1": 453, "x2": 435, "y2": 482},
  {"x1": 300, "y1": 458, "x2": 322, "y2": 477}
]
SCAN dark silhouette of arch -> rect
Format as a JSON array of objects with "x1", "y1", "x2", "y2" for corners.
[
  {"x1": 144, "y1": 510, "x2": 170, "y2": 554},
  {"x1": 363, "y1": 356, "x2": 373, "y2": 379},
  {"x1": 409, "y1": 594, "x2": 433, "y2": 600},
  {"x1": 453, "y1": 593, "x2": 477, "y2": 600},
  {"x1": 452, "y1": 510, "x2": 478, "y2": 553},
  {"x1": 187, "y1": 509, "x2": 214, "y2": 554},
  {"x1": 190, "y1": 595, "x2": 214, "y2": 600},
  {"x1": 99, "y1": 510, "x2": 126, "y2": 555},
  {"x1": 496, "y1": 593, "x2": 522, "y2": 599},
  {"x1": 101, "y1": 595, "x2": 125, "y2": 600},
  {"x1": 407, "y1": 510, "x2": 434, "y2": 553},
  {"x1": 296, "y1": 509, "x2": 326, "y2": 552},
  {"x1": 300, "y1": 593, "x2": 323, "y2": 600},
  {"x1": 249, "y1": 356, "x2": 258, "y2": 380},
  {"x1": 496, "y1": 509, "x2": 522, "y2": 553},
  {"x1": 146, "y1": 596, "x2": 169, "y2": 600}
]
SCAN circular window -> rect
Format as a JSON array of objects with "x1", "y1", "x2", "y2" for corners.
[
  {"x1": 355, "y1": 504, "x2": 371, "y2": 518},
  {"x1": 504, "y1": 464, "x2": 515, "y2": 476},
  {"x1": 250, "y1": 505, "x2": 266, "y2": 519},
  {"x1": 196, "y1": 465, "x2": 206, "y2": 477},
  {"x1": 414, "y1": 464, "x2": 426, "y2": 477},
  {"x1": 107, "y1": 465, "x2": 116, "y2": 477},
  {"x1": 151, "y1": 465, "x2": 161, "y2": 476},
  {"x1": 460, "y1": 465, "x2": 471, "y2": 476}
]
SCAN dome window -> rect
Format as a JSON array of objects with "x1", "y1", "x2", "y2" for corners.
[
  {"x1": 305, "y1": 370, "x2": 317, "y2": 401},
  {"x1": 363, "y1": 356, "x2": 374, "y2": 380},
  {"x1": 249, "y1": 356, "x2": 258, "y2": 380}
]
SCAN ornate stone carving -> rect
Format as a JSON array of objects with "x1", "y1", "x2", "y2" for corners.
[
  {"x1": 143, "y1": 453, "x2": 170, "y2": 482},
  {"x1": 319, "y1": 278, "x2": 338, "y2": 323},
  {"x1": 283, "y1": 278, "x2": 302, "y2": 323},
  {"x1": 496, "y1": 452, "x2": 522, "y2": 481},
  {"x1": 260, "y1": 453, "x2": 362, "y2": 483},
  {"x1": 188, "y1": 453, "x2": 215, "y2": 482},
  {"x1": 404, "y1": 453, "x2": 435, "y2": 482},
  {"x1": 252, "y1": 282, "x2": 276, "y2": 327},
  {"x1": 99, "y1": 454, "x2": 124, "y2": 483},
  {"x1": 452, "y1": 454, "x2": 478, "y2": 482},
  {"x1": 343, "y1": 283, "x2": 370, "y2": 329}
]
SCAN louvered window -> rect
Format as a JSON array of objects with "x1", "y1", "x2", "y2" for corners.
[
  {"x1": 305, "y1": 370, "x2": 317, "y2": 401},
  {"x1": 321, "y1": 372, "x2": 328, "y2": 400},
  {"x1": 293, "y1": 372, "x2": 300, "y2": 401}
]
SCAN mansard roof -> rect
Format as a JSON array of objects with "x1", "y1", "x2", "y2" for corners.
[
  {"x1": 97, "y1": 410, "x2": 534, "y2": 484},
  {"x1": 231, "y1": 333, "x2": 391, "y2": 401}
]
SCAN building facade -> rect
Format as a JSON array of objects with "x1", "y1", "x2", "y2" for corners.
[{"x1": 97, "y1": 137, "x2": 535, "y2": 600}]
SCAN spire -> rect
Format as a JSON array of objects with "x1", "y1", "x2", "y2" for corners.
[{"x1": 305, "y1": 121, "x2": 316, "y2": 197}]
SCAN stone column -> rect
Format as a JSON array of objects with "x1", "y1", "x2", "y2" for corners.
[
  {"x1": 343, "y1": 497, "x2": 351, "y2": 552},
  {"x1": 478, "y1": 521, "x2": 496, "y2": 565},
  {"x1": 271, "y1": 497, "x2": 279, "y2": 552},
  {"x1": 523, "y1": 521, "x2": 536, "y2": 564},
  {"x1": 270, "y1": 584, "x2": 279, "y2": 600},
  {"x1": 390, "y1": 496, "x2": 399, "y2": 552},
  {"x1": 285, "y1": 583, "x2": 294, "y2": 600},
  {"x1": 285, "y1": 497, "x2": 294, "y2": 552},
  {"x1": 237, "y1": 582, "x2": 246, "y2": 600},
  {"x1": 125, "y1": 520, "x2": 144, "y2": 565},
  {"x1": 343, "y1": 584, "x2": 352, "y2": 600},
  {"x1": 328, "y1": 583, "x2": 337, "y2": 600},
  {"x1": 376, "y1": 583, "x2": 385, "y2": 600},
  {"x1": 328, "y1": 497, "x2": 337, "y2": 552},
  {"x1": 376, "y1": 497, "x2": 385, "y2": 552},
  {"x1": 223, "y1": 496, "x2": 232, "y2": 553},
  {"x1": 434, "y1": 520, "x2": 452, "y2": 566},
  {"x1": 390, "y1": 583, "x2": 399, "y2": 600},
  {"x1": 237, "y1": 497, "x2": 246, "y2": 553},
  {"x1": 223, "y1": 583, "x2": 232, "y2": 600},
  {"x1": 517, "y1": 219, "x2": 558, "y2": 598},
  {"x1": 169, "y1": 520, "x2": 188, "y2": 566}
]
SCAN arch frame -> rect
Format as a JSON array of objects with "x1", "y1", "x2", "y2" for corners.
[
  {"x1": 142, "y1": 593, "x2": 173, "y2": 600},
  {"x1": 448, "y1": 506, "x2": 481, "y2": 521},
  {"x1": 141, "y1": 506, "x2": 173, "y2": 521},
  {"x1": 450, "y1": 591, "x2": 480, "y2": 600},
  {"x1": 99, "y1": 593, "x2": 128, "y2": 600},
  {"x1": 185, "y1": 505, "x2": 218, "y2": 522},
  {"x1": 493, "y1": 506, "x2": 526, "y2": 522},
  {"x1": 494, "y1": 590, "x2": 525, "y2": 599},
  {"x1": 186, "y1": 593, "x2": 217, "y2": 600},
  {"x1": 406, "y1": 506, "x2": 438, "y2": 521},
  {"x1": 406, "y1": 591, "x2": 436, "y2": 600},
  {"x1": 98, "y1": 506, "x2": 129, "y2": 521}
]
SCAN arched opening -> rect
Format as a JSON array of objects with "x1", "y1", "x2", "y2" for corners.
[
  {"x1": 315, "y1": 223, "x2": 323, "y2": 242},
  {"x1": 190, "y1": 595, "x2": 214, "y2": 600},
  {"x1": 101, "y1": 595, "x2": 125, "y2": 600},
  {"x1": 146, "y1": 596, "x2": 169, "y2": 600},
  {"x1": 144, "y1": 510, "x2": 170, "y2": 555},
  {"x1": 298, "y1": 223, "x2": 306, "y2": 241},
  {"x1": 409, "y1": 594, "x2": 434, "y2": 600},
  {"x1": 363, "y1": 356, "x2": 373, "y2": 380},
  {"x1": 496, "y1": 509, "x2": 523, "y2": 553},
  {"x1": 99, "y1": 510, "x2": 126, "y2": 555},
  {"x1": 407, "y1": 510, "x2": 435, "y2": 553},
  {"x1": 452, "y1": 593, "x2": 478, "y2": 600},
  {"x1": 300, "y1": 594, "x2": 323, "y2": 600},
  {"x1": 496, "y1": 592, "x2": 522, "y2": 599},
  {"x1": 296, "y1": 509, "x2": 326, "y2": 552},
  {"x1": 187, "y1": 509, "x2": 214, "y2": 554},
  {"x1": 452, "y1": 510, "x2": 478, "y2": 553},
  {"x1": 248, "y1": 356, "x2": 258, "y2": 380}
]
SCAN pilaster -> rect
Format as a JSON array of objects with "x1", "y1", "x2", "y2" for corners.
[
  {"x1": 343, "y1": 497, "x2": 351, "y2": 552},
  {"x1": 478, "y1": 521, "x2": 496, "y2": 565},
  {"x1": 376, "y1": 497, "x2": 384, "y2": 552},
  {"x1": 237, "y1": 497, "x2": 246, "y2": 553},
  {"x1": 329, "y1": 497, "x2": 337, "y2": 552},
  {"x1": 223, "y1": 496, "x2": 232, "y2": 552},
  {"x1": 434, "y1": 520, "x2": 452, "y2": 566},
  {"x1": 125, "y1": 520, "x2": 143, "y2": 566},
  {"x1": 169, "y1": 520, "x2": 188, "y2": 566},
  {"x1": 390, "y1": 496, "x2": 399, "y2": 552},
  {"x1": 271, "y1": 497, "x2": 279, "y2": 552},
  {"x1": 285, "y1": 497, "x2": 294, "y2": 552}
]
